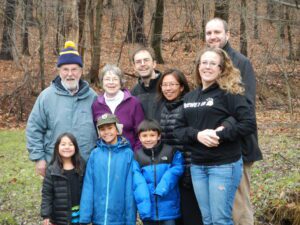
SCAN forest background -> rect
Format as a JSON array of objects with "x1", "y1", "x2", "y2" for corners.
[{"x1": 0, "y1": 0, "x2": 299, "y2": 224}]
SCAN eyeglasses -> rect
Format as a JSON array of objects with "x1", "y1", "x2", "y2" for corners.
[
  {"x1": 103, "y1": 77, "x2": 120, "y2": 83},
  {"x1": 200, "y1": 61, "x2": 220, "y2": 68},
  {"x1": 61, "y1": 67, "x2": 82, "y2": 74},
  {"x1": 134, "y1": 58, "x2": 152, "y2": 65},
  {"x1": 161, "y1": 83, "x2": 180, "y2": 88}
]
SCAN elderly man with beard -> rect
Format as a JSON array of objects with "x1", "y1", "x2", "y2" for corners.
[
  {"x1": 204, "y1": 18, "x2": 263, "y2": 225},
  {"x1": 26, "y1": 41, "x2": 97, "y2": 177},
  {"x1": 131, "y1": 47, "x2": 164, "y2": 121}
]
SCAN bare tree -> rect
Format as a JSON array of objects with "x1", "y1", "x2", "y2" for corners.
[
  {"x1": 22, "y1": 0, "x2": 31, "y2": 56},
  {"x1": 125, "y1": 0, "x2": 146, "y2": 44},
  {"x1": 36, "y1": 0, "x2": 46, "y2": 90},
  {"x1": 78, "y1": 0, "x2": 87, "y2": 57},
  {"x1": 0, "y1": 0, "x2": 17, "y2": 60},
  {"x1": 151, "y1": 0, "x2": 164, "y2": 64},
  {"x1": 88, "y1": 0, "x2": 104, "y2": 84},
  {"x1": 55, "y1": 0, "x2": 66, "y2": 54},
  {"x1": 240, "y1": 0, "x2": 247, "y2": 56},
  {"x1": 214, "y1": 0, "x2": 229, "y2": 21},
  {"x1": 253, "y1": 0, "x2": 259, "y2": 39}
]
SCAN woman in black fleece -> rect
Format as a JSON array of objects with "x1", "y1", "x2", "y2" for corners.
[
  {"x1": 174, "y1": 48, "x2": 256, "y2": 225},
  {"x1": 157, "y1": 69, "x2": 203, "y2": 225}
]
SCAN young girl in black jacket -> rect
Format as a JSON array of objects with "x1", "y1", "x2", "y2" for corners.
[{"x1": 41, "y1": 132, "x2": 85, "y2": 225}]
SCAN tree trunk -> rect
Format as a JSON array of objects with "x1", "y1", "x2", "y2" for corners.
[
  {"x1": 88, "y1": 0, "x2": 104, "y2": 84},
  {"x1": 214, "y1": 0, "x2": 229, "y2": 21},
  {"x1": 253, "y1": 0, "x2": 259, "y2": 39},
  {"x1": 37, "y1": 1, "x2": 46, "y2": 90},
  {"x1": 78, "y1": 0, "x2": 87, "y2": 57},
  {"x1": 22, "y1": 0, "x2": 30, "y2": 55},
  {"x1": 0, "y1": 0, "x2": 17, "y2": 60},
  {"x1": 55, "y1": 0, "x2": 65, "y2": 55},
  {"x1": 151, "y1": 0, "x2": 164, "y2": 64},
  {"x1": 125, "y1": 0, "x2": 146, "y2": 44},
  {"x1": 267, "y1": 0, "x2": 276, "y2": 19},
  {"x1": 240, "y1": 0, "x2": 247, "y2": 56},
  {"x1": 64, "y1": 0, "x2": 79, "y2": 42},
  {"x1": 285, "y1": 7, "x2": 294, "y2": 60}
]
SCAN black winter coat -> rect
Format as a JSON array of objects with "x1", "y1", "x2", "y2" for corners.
[
  {"x1": 41, "y1": 161, "x2": 84, "y2": 225},
  {"x1": 160, "y1": 98, "x2": 193, "y2": 188},
  {"x1": 223, "y1": 42, "x2": 263, "y2": 163}
]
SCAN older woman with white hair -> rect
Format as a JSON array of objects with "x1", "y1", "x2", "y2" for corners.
[{"x1": 92, "y1": 64, "x2": 144, "y2": 151}]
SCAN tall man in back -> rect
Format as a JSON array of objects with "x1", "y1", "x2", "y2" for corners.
[
  {"x1": 205, "y1": 18, "x2": 263, "y2": 225},
  {"x1": 131, "y1": 47, "x2": 163, "y2": 121}
]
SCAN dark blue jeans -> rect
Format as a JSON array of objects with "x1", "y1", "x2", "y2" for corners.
[{"x1": 191, "y1": 158, "x2": 243, "y2": 225}]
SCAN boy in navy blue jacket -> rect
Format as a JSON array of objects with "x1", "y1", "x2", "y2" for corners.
[{"x1": 133, "y1": 119, "x2": 184, "y2": 225}]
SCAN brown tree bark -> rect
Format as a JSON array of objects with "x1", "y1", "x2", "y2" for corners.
[
  {"x1": 240, "y1": 0, "x2": 247, "y2": 56},
  {"x1": 22, "y1": 0, "x2": 31, "y2": 56},
  {"x1": 37, "y1": 0, "x2": 46, "y2": 90},
  {"x1": 253, "y1": 0, "x2": 259, "y2": 39},
  {"x1": 151, "y1": 0, "x2": 164, "y2": 64},
  {"x1": 125, "y1": 0, "x2": 146, "y2": 44},
  {"x1": 88, "y1": 0, "x2": 104, "y2": 84},
  {"x1": 55, "y1": 0, "x2": 65, "y2": 55},
  {"x1": 214, "y1": 0, "x2": 229, "y2": 21},
  {"x1": 78, "y1": 0, "x2": 87, "y2": 57},
  {"x1": 0, "y1": 0, "x2": 17, "y2": 60}
]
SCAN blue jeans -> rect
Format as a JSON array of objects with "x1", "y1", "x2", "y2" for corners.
[{"x1": 191, "y1": 158, "x2": 243, "y2": 225}]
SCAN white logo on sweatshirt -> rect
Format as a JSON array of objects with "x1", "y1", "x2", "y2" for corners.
[{"x1": 184, "y1": 98, "x2": 214, "y2": 108}]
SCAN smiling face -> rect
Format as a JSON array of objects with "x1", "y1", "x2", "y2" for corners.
[
  {"x1": 199, "y1": 51, "x2": 222, "y2": 89},
  {"x1": 205, "y1": 19, "x2": 229, "y2": 48},
  {"x1": 59, "y1": 64, "x2": 82, "y2": 92},
  {"x1": 98, "y1": 123, "x2": 118, "y2": 145},
  {"x1": 161, "y1": 74, "x2": 184, "y2": 101},
  {"x1": 102, "y1": 72, "x2": 121, "y2": 97},
  {"x1": 133, "y1": 50, "x2": 157, "y2": 81},
  {"x1": 139, "y1": 130, "x2": 160, "y2": 149},
  {"x1": 58, "y1": 136, "x2": 76, "y2": 161}
]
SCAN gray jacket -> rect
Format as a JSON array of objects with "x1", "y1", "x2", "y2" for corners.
[{"x1": 26, "y1": 76, "x2": 97, "y2": 162}]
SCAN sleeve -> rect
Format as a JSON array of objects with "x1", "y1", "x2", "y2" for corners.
[
  {"x1": 173, "y1": 104, "x2": 199, "y2": 143},
  {"x1": 41, "y1": 168, "x2": 53, "y2": 218},
  {"x1": 221, "y1": 116, "x2": 237, "y2": 128},
  {"x1": 154, "y1": 151, "x2": 184, "y2": 197},
  {"x1": 125, "y1": 153, "x2": 137, "y2": 225},
  {"x1": 26, "y1": 93, "x2": 48, "y2": 161},
  {"x1": 216, "y1": 94, "x2": 256, "y2": 141},
  {"x1": 79, "y1": 153, "x2": 94, "y2": 224},
  {"x1": 132, "y1": 100, "x2": 145, "y2": 151},
  {"x1": 241, "y1": 58, "x2": 256, "y2": 107},
  {"x1": 132, "y1": 160, "x2": 151, "y2": 220}
]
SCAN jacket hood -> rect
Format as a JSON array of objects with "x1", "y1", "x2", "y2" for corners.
[
  {"x1": 96, "y1": 136, "x2": 131, "y2": 152},
  {"x1": 52, "y1": 75, "x2": 91, "y2": 98}
]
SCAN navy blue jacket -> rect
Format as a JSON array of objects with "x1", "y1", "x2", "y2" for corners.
[{"x1": 133, "y1": 142, "x2": 184, "y2": 221}]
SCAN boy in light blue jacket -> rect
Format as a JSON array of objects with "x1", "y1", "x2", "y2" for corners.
[{"x1": 80, "y1": 113, "x2": 136, "y2": 225}]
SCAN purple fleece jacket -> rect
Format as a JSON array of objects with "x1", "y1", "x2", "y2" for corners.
[{"x1": 92, "y1": 89, "x2": 144, "y2": 151}]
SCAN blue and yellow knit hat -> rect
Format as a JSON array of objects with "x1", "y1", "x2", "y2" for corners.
[{"x1": 57, "y1": 41, "x2": 83, "y2": 67}]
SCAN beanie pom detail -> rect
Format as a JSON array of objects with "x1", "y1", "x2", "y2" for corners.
[{"x1": 64, "y1": 41, "x2": 76, "y2": 49}]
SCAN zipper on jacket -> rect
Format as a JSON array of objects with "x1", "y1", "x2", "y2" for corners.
[
  {"x1": 104, "y1": 149, "x2": 111, "y2": 225},
  {"x1": 151, "y1": 149, "x2": 159, "y2": 222}
]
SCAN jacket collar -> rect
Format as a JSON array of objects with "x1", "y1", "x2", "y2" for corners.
[
  {"x1": 142, "y1": 141, "x2": 163, "y2": 157},
  {"x1": 96, "y1": 88, "x2": 131, "y2": 105},
  {"x1": 137, "y1": 70, "x2": 161, "y2": 92},
  {"x1": 52, "y1": 75, "x2": 91, "y2": 98},
  {"x1": 165, "y1": 98, "x2": 183, "y2": 110},
  {"x1": 96, "y1": 136, "x2": 130, "y2": 152}
]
